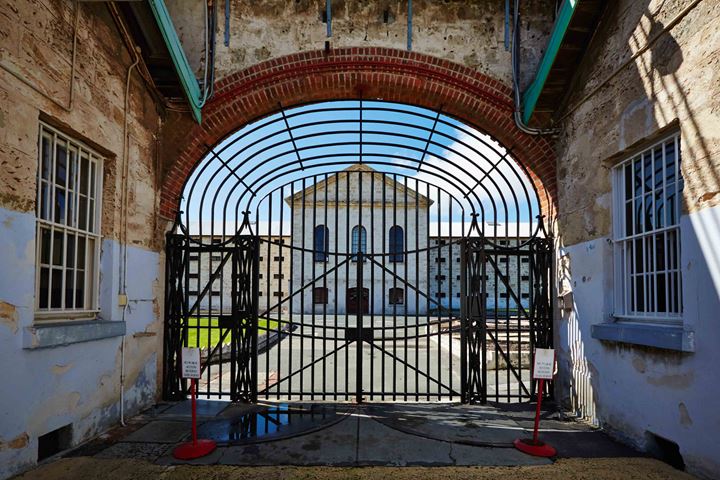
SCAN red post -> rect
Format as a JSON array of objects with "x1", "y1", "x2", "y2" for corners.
[
  {"x1": 532, "y1": 378, "x2": 544, "y2": 444},
  {"x1": 190, "y1": 378, "x2": 197, "y2": 446},
  {"x1": 172, "y1": 377, "x2": 217, "y2": 459},
  {"x1": 513, "y1": 350, "x2": 556, "y2": 458}
]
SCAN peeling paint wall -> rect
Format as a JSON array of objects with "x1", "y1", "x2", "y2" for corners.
[
  {"x1": 554, "y1": 1, "x2": 720, "y2": 477},
  {"x1": 0, "y1": 1, "x2": 163, "y2": 478}
]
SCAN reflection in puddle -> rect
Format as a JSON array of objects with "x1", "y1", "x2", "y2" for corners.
[{"x1": 198, "y1": 403, "x2": 348, "y2": 444}]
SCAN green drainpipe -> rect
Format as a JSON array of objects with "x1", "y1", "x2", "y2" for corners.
[
  {"x1": 147, "y1": 0, "x2": 203, "y2": 123},
  {"x1": 521, "y1": 0, "x2": 579, "y2": 125}
]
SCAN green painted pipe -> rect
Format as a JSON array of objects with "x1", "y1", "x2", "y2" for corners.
[
  {"x1": 147, "y1": 0, "x2": 203, "y2": 123},
  {"x1": 521, "y1": 0, "x2": 578, "y2": 125}
]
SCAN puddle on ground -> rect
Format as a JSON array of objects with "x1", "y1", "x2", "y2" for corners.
[{"x1": 197, "y1": 403, "x2": 349, "y2": 444}]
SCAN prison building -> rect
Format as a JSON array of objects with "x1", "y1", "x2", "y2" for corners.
[
  {"x1": 428, "y1": 237, "x2": 532, "y2": 314},
  {"x1": 186, "y1": 235, "x2": 291, "y2": 314},
  {"x1": 286, "y1": 165, "x2": 431, "y2": 315}
]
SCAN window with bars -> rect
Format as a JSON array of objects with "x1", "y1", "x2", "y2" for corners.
[
  {"x1": 613, "y1": 133, "x2": 683, "y2": 323},
  {"x1": 36, "y1": 124, "x2": 102, "y2": 316}
]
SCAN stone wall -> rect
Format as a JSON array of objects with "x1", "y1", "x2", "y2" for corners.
[
  {"x1": 0, "y1": 2, "x2": 163, "y2": 478},
  {"x1": 554, "y1": 1, "x2": 720, "y2": 477},
  {"x1": 167, "y1": 0, "x2": 554, "y2": 89}
]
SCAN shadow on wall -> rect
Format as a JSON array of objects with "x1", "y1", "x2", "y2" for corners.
[{"x1": 556, "y1": 0, "x2": 720, "y2": 476}]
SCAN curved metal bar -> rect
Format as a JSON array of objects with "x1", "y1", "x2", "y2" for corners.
[{"x1": 178, "y1": 100, "x2": 542, "y2": 244}]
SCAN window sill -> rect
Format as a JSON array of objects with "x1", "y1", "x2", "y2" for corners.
[
  {"x1": 591, "y1": 322, "x2": 694, "y2": 352},
  {"x1": 23, "y1": 320, "x2": 126, "y2": 350}
]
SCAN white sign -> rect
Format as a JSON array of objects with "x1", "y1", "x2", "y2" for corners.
[
  {"x1": 533, "y1": 348, "x2": 555, "y2": 380},
  {"x1": 181, "y1": 347, "x2": 201, "y2": 379}
]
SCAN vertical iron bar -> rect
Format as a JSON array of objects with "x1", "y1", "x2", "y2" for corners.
[
  {"x1": 311, "y1": 176, "x2": 317, "y2": 400},
  {"x1": 265, "y1": 192, "x2": 272, "y2": 399},
  {"x1": 392, "y1": 173, "x2": 398, "y2": 401},
  {"x1": 255, "y1": 235, "x2": 262, "y2": 403},
  {"x1": 300, "y1": 178, "x2": 306, "y2": 399},
  {"x1": 425, "y1": 180, "x2": 431, "y2": 401},
  {"x1": 288, "y1": 181, "x2": 295, "y2": 400},
  {"x1": 481, "y1": 238, "x2": 488, "y2": 404},
  {"x1": 460, "y1": 238, "x2": 467, "y2": 403},
  {"x1": 414, "y1": 177, "x2": 419, "y2": 401},
  {"x1": 436, "y1": 185, "x2": 441, "y2": 400},
  {"x1": 403, "y1": 175, "x2": 408, "y2": 401},
  {"x1": 369, "y1": 169, "x2": 375, "y2": 400},
  {"x1": 345, "y1": 171, "x2": 350, "y2": 400},
  {"x1": 448, "y1": 196, "x2": 453, "y2": 400},
  {"x1": 230, "y1": 239, "x2": 238, "y2": 399},
  {"x1": 334, "y1": 173, "x2": 339, "y2": 400},
  {"x1": 356, "y1": 169, "x2": 364, "y2": 403},
  {"x1": 323, "y1": 173, "x2": 329, "y2": 400},
  {"x1": 381, "y1": 173, "x2": 387, "y2": 401}
]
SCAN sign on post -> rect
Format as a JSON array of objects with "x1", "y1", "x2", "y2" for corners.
[
  {"x1": 532, "y1": 348, "x2": 555, "y2": 380},
  {"x1": 174, "y1": 347, "x2": 216, "y2": 460},
  {"x1": 181, "y1": 347, "x2": 201, "y2": 379},
  {"x1": 513, "y1": 347, "x2": 557, "y2": 457}
]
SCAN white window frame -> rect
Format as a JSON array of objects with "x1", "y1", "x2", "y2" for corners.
[
  {"x1": 35, "y1": 123, "x2": 103, "y2": 320},
  {"x1": 612, "y1": 132, "x2": 682, "y2": 324}
]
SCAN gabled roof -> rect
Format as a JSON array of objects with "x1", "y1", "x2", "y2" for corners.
[{"x1": 284, "y1": 164, "x2": 433, "y2": 207}]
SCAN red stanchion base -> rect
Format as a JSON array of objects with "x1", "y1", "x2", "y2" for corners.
[
  {"x1": 173, "y1": 439, "x2": 217, "y2": 460},
  {"x1": 513, "y1": 438, "x2": 557, "y2": 457}
]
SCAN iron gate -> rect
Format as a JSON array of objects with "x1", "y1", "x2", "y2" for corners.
[
  {"x1": 163, "y1": 230, "x2": 258, "y2": 401},
  {"x1": 162, "y1": 100, "x2": 553, "y2": 404}
]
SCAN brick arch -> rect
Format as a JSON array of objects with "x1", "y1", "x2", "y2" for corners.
[{"x1": 160, "y1": 47, "x2": 556, "y2": 221}]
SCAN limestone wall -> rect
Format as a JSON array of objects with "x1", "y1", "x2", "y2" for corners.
[
  {"x1": 0, "y1": 2, "x2": 163, "y2": 477},
  {"x1": 166, "y1": 0, "x2": 554, "y2": 89},
  {"x1": 554, "y1": 1, "x2": 720, "y2": 477}
]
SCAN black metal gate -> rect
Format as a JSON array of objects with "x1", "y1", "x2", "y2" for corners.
[
  {"x1": 162, "y1": 100, "x2": 553, "y2": 404},
  {"x1": 163, "y1": 230, "x2": 258, "y2": 401},
  {"x1": 463, "y1": 227, "x2": 553, "y2": 403}
]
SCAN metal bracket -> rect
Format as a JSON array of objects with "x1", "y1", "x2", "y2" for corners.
[{"x1": 345, "y1": 327, "x2": 373, "y2": 343}]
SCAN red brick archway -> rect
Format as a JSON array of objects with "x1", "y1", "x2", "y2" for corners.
[{"x1": 159, "y1": 47, "x2": 556, "y2": 221}]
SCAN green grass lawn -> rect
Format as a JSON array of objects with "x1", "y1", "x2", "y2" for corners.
[{"x1": 185, "y1": 317, "x2": 279, "y2": 348}]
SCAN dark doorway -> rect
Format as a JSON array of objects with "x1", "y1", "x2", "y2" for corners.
[{"x1": 346, "y1": 287, "x2": 369, "y2": 314}]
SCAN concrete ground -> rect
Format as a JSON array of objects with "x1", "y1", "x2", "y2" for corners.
[{"x1": 12, "y1": 401, "x2": 695, "y2": 479}]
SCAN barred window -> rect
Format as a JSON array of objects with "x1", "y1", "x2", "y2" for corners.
[
  {"x1": 36, "y1": 124, "x2": 102, "y2": 316},
  {"x1": 613, "y1": 133, "x2": 682, "y2": 323}
]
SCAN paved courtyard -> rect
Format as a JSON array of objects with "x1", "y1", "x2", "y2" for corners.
[
  {"x1": 11, "y1": 401, "x2": 693, "y2": 479},
  {"x1": 199, "y1": 314, "x2": 531, "y2": 402}
]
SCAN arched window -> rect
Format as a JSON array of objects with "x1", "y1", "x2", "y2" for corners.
[
  {"x1": 389, "y1": 225, "x2": 404, "y2": 263},
  {"x1": 351, "y1": 225, "x2": 367, "y2": 261},
  {"x1": 314, "y1": 225, "x2": 329, "y2": 262}
]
